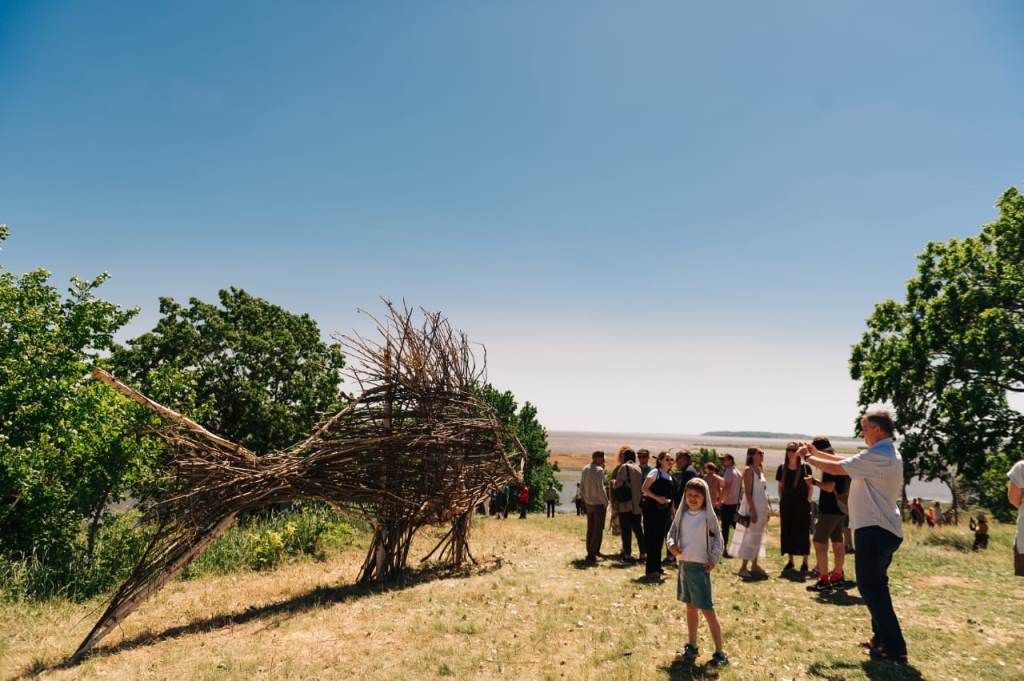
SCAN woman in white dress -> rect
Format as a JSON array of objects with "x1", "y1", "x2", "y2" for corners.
[{"x1": 731, "y1": 447, "x2": 770, "y2": 579}]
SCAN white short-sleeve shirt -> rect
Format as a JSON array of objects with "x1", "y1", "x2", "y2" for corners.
[
  {"x1": 1008, "y1": 460, "x2": 1024, "y2": 549},
  {"x1": 840, "y1": 438, "x2": 904, "y2": 538}
]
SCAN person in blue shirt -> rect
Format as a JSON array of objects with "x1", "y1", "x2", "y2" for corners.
[{"x1": 801, "y1": 409, "x2": 907, "y2": 664}]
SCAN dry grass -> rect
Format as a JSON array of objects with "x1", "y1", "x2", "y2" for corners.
[{"x1": 2, "y1": 515, "x2": 1022, "y2": 680}]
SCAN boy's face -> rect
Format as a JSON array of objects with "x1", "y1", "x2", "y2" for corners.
[{"x1": 684, "y1": 488, "x2": 704, "y2": 511}]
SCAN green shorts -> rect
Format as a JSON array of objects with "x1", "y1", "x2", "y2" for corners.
[
  {"x1": 813, "y1": 513, "x2": 845, "y2": 544},
  {"x1": 678, "y1": 562, "x2": 713, "y2": 610}
]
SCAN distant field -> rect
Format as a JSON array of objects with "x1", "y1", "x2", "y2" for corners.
[
  {"x1": 4, "y1": 515, "x2": 1020, "y2": 680},
  {"x1": 548, "y1": 431, "x2": 952, "y2": 504}
]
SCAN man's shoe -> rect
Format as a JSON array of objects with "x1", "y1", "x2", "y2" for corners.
[
  {"x1": 808, "y1": 576, "x2": 831, "y2": 591},
  {"x1": 708, "y1": 651, "x2": 729, "y2": 668},
  {"x1": 828, "y1": 570, "x2": 845, "y2": 586},
  {"x1": 680, "y1": 643, "x2": 699, "y2": 660}
]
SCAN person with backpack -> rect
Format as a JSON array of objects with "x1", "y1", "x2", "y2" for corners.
[{"x1": 613, "y1": 449, "x2": 646, "y2": 562}]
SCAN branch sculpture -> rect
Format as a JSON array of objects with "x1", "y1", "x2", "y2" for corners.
[{"x1": 72, "y1": 303, "x2": 525, "y2": 662}]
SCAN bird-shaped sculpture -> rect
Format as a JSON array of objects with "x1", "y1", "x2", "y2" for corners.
[{"x1": 72, "y1": 304, "x2": 524, "y2": 662}]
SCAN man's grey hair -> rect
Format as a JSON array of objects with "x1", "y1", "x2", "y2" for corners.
[{"x1": 862, "y1": 408, "x2": 896, "y2": 436}]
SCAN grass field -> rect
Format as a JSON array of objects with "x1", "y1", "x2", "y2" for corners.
[{"x1": 2, "y1": 513, "x2": 1021, "y2": 680}]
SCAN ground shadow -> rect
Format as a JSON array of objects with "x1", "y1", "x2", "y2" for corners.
[
  {"x1": 808, "y1": 658, "x2": 924, "y2": 681},
  {"x1": 570, "y1": 558, "x2": 600, "y2": 569},
  {"x1": 659, "y1": 657, "x2": 720, "y2": 680},
  {"x1": 632, "y1": 574, "x2": 667, "y2": 586},
  {"x1": 814, "y1": 589, "x2": 865, "y2": 607},
  {"x1": 9, "y1": 560, "x2": 503, "y2": 680},
  {"x1": 779, "y1": 566, "x2": 811, "y2": 583}
]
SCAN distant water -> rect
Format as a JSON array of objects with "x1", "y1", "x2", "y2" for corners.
[{"x1": 548, "y1": 430, "x2": 951, "y2": 512}]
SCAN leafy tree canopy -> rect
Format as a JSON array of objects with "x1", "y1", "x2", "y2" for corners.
[
  {"x1": 112, "y1": 287, "x2": 346, "y2": 455},
  {"x1": 850, "y1": 187, "x2": 1024, "y2": 519},
  {"x1": 0, "y1": 226, "x2": 153, "y2": 569},
  {"x1": 481, "y1": 385, "x2": 557, "y2": 511}
]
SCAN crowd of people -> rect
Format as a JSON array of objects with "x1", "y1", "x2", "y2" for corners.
[
  {"x1": 485, "y1": 408, "x2": 1024, "y2": 669},
  {"x1": 574, "y1": 411, "x2": 920, "y2": 667}
]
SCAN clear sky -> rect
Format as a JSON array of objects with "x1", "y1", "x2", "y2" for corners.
[{"x1": 2, "y1": 2, "x2": 1022, "y2": 436}]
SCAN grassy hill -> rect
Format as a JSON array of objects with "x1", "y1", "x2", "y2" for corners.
[{"x1": 2, "y1": 514, "x2": 1021, "y2": 680}]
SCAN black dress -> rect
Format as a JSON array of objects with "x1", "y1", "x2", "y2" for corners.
[{"x1": 776, "y1": 463, "x2": 812, "y2": 556}]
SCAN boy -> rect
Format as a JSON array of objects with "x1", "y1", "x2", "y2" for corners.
[{"x1": 666, "y1": 478, "x2": 728, "y2": 668}]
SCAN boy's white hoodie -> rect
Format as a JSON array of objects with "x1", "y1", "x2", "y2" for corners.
[{"x1": 665, "y1": 477, "x2": 724, "y2": 564}]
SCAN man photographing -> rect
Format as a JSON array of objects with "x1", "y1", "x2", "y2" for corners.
[{"x1": 799, "y1": 409, "x2": 906, "y2": 664}]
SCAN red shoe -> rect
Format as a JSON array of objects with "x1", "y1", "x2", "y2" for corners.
[{"x1": 828, "y1": 570, "x2": 845, "y2": 586}]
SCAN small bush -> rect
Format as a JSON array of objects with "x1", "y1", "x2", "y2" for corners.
[{"x1": 184, "y1": 503, "x2": 356, "y2": 578}]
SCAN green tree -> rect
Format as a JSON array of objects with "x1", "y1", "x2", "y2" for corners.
[
  {"x1": 481, "y1": 385, "x2": 557, "y2": 512},
  {"x1": 0, "y1": 226, "x2": 153, "y2": 574},
  {"x1": 112, "y1": 288, "x2": 347, "y2": 455},
  {"x1": 850, "y1": 187, "x2": 1024, "y2": 520}
]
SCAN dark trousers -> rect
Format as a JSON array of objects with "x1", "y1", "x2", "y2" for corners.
[
  {"x1": 585, "y1": 504, "x2": 607, "y2": 559},
  {"x1": 854, "y1": 526, "x2": 906, "y2": 656},
  {"x1": 618, "y1": 511, "x2": 645, "y2": 558},
  {"x1": 643, "y1": 505, "x2": 671, "y2": 575},
  {"x1": 519, "y1": 502, "x2": 527, "y2": 519},
  {"x1": 575, "y1": 501, "x2": 584, "y2": 516},
  {"x1": 546, "y1": 501, "x2": 556, "y2": 518},
  {"x1": 720, "y1": 503, "x2": 738, "y2": 550}
]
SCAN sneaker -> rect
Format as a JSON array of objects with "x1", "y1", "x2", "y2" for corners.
[
  {"x1": 681, "y1": 643, "x2": 699, "y2": 660},
  {"x1": 708, "y1": 651, "x2": 729, "y2": 668},
  {"x1": 807, "y1": 576, "x2": 831, "y2": 591},
  {"x1": 828, "y1": 570, "x2": 845, "y2": 586}
]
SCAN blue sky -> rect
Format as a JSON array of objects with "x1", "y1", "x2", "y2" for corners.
[{"x1": 2, "y1": 2, "x2": 1022, "y2": 435}]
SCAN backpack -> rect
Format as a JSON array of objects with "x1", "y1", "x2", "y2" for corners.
[{"x1": 613, "y1": 467, "x2": 633, "y2": 503}]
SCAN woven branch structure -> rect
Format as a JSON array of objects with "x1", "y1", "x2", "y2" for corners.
[{"x1": 72, "y1": 303, "x2": 524, "y2": 662}]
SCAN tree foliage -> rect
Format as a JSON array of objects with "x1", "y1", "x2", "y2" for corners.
[
  {"x1": 112, "y1": 288, "x2": 347, "y2": 455},
  {"x1": 481, "y1": 385, "x2": 557, "y2": 511},
  {"x1": 0, "y1": 226, "x2": 155, "y2": 573},
  {"x1": 850, "y1": 187, "x2": 1024, "y2": 519}
]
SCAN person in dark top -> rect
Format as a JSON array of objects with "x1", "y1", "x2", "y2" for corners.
[
  {"x1": 806, "y1": 437, "x2": 849, "y2": 589},
  {"x1": 642, "y1": 451, "x2": 676, "y2": 579},
  {"x1": 776, "y1": 442, "x2": 813, "y2": 573},
  {"x1": 671, "y1": 450, "x2": 699, "y2": 512}
]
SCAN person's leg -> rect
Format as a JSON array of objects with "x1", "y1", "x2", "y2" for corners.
[
  {"x1": 585, "y1": 505, "x2": 598, "y2": 559},
  {"x1": 1015, "y1": 541, "x2": 1024, "y2": 577},
  {"x1": 619, "y1": 511, "x2": 633, "y2": 558},
  {"x1": 832, "y1": 541, "x2": 845, "y2": 574},
  {"x1": 813, "y1": 542, "x2": 828, "y2": 576},
  {"x1": 720, "y1": 504, "x2": 735, "y2": 551},
  {"x1": 855, "y1": 527, "x2": 906, "y2": 656},
  {"x1": 643, "y1": 510, "x2": 660, "y2": 574},
  {"x1": 686, "y1": 604, "x2": 699, "y2": 646},
  {"x1": 702, "y1": 610, "x2": 723, "y2": 651},
  {"x1": 632, "y1": 513, "x2": 645, "y2": 557}
]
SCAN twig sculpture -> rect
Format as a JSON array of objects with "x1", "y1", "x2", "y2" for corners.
[{"x1": 72, "y1": 303, "x2": 524, "y2": 662}]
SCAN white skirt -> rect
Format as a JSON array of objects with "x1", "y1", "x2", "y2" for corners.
[{"x1": 730, "y1": 506, "x2": 767, "y2": 560}]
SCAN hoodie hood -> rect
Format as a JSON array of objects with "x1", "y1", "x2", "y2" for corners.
[{"x1": 672, "y1": 476, "x2": 724, "y2": 563}]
